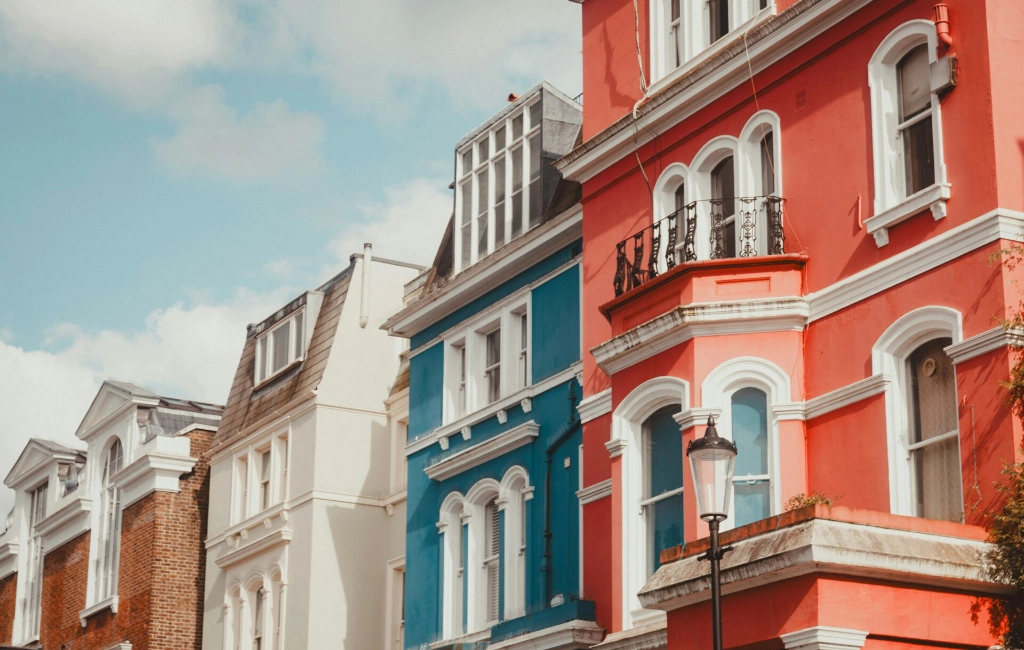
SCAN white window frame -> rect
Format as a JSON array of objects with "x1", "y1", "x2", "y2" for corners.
[
  {"x1": 867, "y1": 20, "x2": 950, "y2": 247},
  {"x1": 700, "y1": 357, "x2": 790, "y2": 529},
  {"x1": 254, "y1": 309, "x2": 307, "y2": 386},
  {"x1": 438, "y1": 467, "x2": 532, "y2": 639},
  {"x1": 385, "y1": 557, "x2": 406, "y2": 650},
  {"x1": 89, "y1": 437, "x2": 124, "y2": 608},
  {"x1": 609, "y1": 376, "x2": 689, "y2": 630},
  {"x1": 443, "y1": 297, "x2": 532, "y2": 425},
  {"x1": 232, "y1": 429, "x2": 291, "y2": 525},
  {"x1": 649, "y1": 0, "x2": 774, "y2": 84},
  {"x1": 689, "y1": 136, "x2": 740, "y2": 261},
  {"x1": 18, "y1": 481, "x2": 47, "y2": 644},
  {"x1": 872, "y1": 306, "x2": 963, "y2": 518},
  {"x1": 454, "y1": 99, "x2": 543, "y2": 273}
]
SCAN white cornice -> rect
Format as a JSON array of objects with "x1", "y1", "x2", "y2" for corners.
[
  {"x1": 488, "y1": 619, "x2": 604, "y2": 650},
  {"x1": 0, "y1": 540, "x2": 17, "y2": 580},
  {"x1": 674, "y1": 407, "x2": 720, "y2": 431},
  {"x1": 577, "y1": 479, "x2": 613, "y2": 505},
  {"x1": 215, "y1": 528, "x2": 292, "y2": 569},
  {"x1": 385, "y1": 206, "x2": 582, "y2": 340},
  {"x1": 638, "y1": 517, "x2": 1008, "y2": 612},
  {"x1": 780, "y1": 627, "x2": 869, "y2": 650},
  {"x1": 592, "y1": 298, "x2": 808, "y2": 375},
  {"x1": 425, "y1": 421, "x2": 539, "y2": 481},
  {"x1": 946, "y1": 327, "x2": 1024, "y2": 365},
  {"x1": 605, "y1": 438, "x2": 628, "y2": 459},
  {"x1": 577, "y1": 389, "x2": 612, "y2": 423},
  {"x1": 807, "y1": 209, "x2": 1024, "y2": 322},
  {"x1": 591, "y1": 622, "x2": 667, "y2": 650},
  {"x1": 805, "y1": 374, "x2": 889, "y2": 420},
  {"x1": 36, "y1": 497, "x2": 91, "y2": 554},
  {"x1": 406, "y1": 364, "x2": 580, "y2": 456},
  {"x1": 116, "y1": 452, "x2": 196, "y2": 509},
  {"x1": 865, "y1": 183, "x2": 950, "y2": 247},
  {"x1": 556, "y1": 0, "x2": 873, "y2": 183}
]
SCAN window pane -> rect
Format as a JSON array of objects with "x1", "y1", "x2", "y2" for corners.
[
  {"x1": 495, "y1": 126, "x2": 506, "y2": 151},
  {"x1": 903, "y1": 116, "x2": 935, "y2": 195},
  {"x1": 529, "y1": 101, "x2": 541, "y2": 130},
  {"x1": 709, "y1": 0, "x2": 729, "y2": 43},
  {"x1": 909, "y1": 337, "x2": 961, "y2": 521},
  {"x1": 293, "y1": 312, "x2": 304, "y2": 360},
  {"x1": 711, "y1": 156, "x2": 736, "y2": 258},
  {"x1": 734, "y1": 480, "x2": 770, "y2": 527},
  {"x1": 485, "y1": 329, "x2": 501, "y2": 403},
  {"x1": 512, "y1": 114, "x2": 523, "y2": 140},
  {"x1": 461, "y1": 224, "x2": 472, "y2": 268},
  {"x1": 477, "y1": 171, "x2": 489, "y2": 257},
  {"x1": 732, "y1": 388, "x2": 768, "y2": 477},
  {"x1": 671, "y1": 0, "x2": 680, "y2": 21},
  {"x1": 914, "y1": 436, "x2": 962, "y2": 522},
  {"x1": 461, "y1": 150, "x2": 473, "y2": 176},
  {"x1": 898, "y1": 45, "x2": 931, "y2": 121},
  {"x1": 460, "y1": 181, "x2": 472, "y2": 227},
  {"x1": 528, "y1": 135, "x2": 542, "y2": 227},
  {"x1": 646, "y1": 406, "x2": 683, "y2": 497},
  {"x1": 650, "y1": 492, "x2": 683, "y2": 573},
  {"x1": 760, "y1": 131, "x2": 775, "y2": 195},
  {"x1": 494, "y1": 158, "x2": 506, "y2": 248},
  {"x1": 512, "y1": 147, "x2": 523, "y2": 191},
  {"x1": 512, "y1": 146, "x2": 524, "y2": 238},
  {"x1": 257, "y1": 337, "x2": 268, "y2": 381},
  {"x1": 272, "y1": 325, "x2": 289, "y2": 372},
  {"x1": 674, "y1": 183, "x2": 686, "y2": 211},
  {"x1": 478, "y1": 139, "x2": 489, "y2": 164},
  {"x1": 486, "y1": 330, "x2": 501, "y2": 366}
]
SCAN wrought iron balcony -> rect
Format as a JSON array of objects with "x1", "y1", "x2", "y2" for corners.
[{"x1": 613, "y1": 196, "x2": 785, "y2": 297}]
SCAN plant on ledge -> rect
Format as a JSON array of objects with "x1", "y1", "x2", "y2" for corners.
[{"x1": 784, "y1": 491, "x2": 840, "y2": 511}]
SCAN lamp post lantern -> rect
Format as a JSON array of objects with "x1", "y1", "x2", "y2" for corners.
[{"x1": 686, "y1": 414, "x2": 738, "y2": 650}]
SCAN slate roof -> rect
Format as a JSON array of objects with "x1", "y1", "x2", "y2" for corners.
[{"x1": 215, "y1": 264, "x2": 354, "y2": 445}]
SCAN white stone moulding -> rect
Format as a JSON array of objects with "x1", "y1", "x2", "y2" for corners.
[
  {"x1": 577, "y1": 389, "x2": 612, "y2": 423},
  {"x1": 487, "y1": 619, "x2": 604, "y2": 650},
  {"x1": 79, "y1": 595, "x2": 118, "y2": 627},
  {"x1": 590, "y1": 622, "x2": 667, "y2": 650},
  {"x1": 425, "y1": 421, "x2": 539, "y2": 481},
  {"x1": 865, "y1": 183, "x2": 950, "y2": 247},
  {"x1": 215, "y1": 528, "x2": 293, "y2": 569},
  {"x1": 576, "y1": 479, "x2": 613, "y2": 505},
  {"x1": 945, "y1": 326, "x2": 1024, "y2": 364},
  {"x1": 780, "y1": 626, "x2": 869, "y2": 650}
]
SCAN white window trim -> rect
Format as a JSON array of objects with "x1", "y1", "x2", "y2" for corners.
[
  {"x1": 649, "y1": 0, "x2": 775, "y2": 86},
  {"x1": 454, "y1": 100, "x2": 543, "y2": 274},
  {"x1": 385, "y1": 556, "x2": 406, "y2": 650},
  {"x1": 609, "y1": 376, "x2": 689, "y2": 630},
  {"x1": 867, "y1": 20, "x2": 949, "y2": 247},
  {"x1": 689, "y1": 135, "x2": 740, "y2": 261},
  {"x1": 84, "y1": 434, "x2": 126, "y2": 611},
  {"x1": 699, "y1": 357, "x2": 790, "y2": 528},
  {"x1": 231, "y1": 429, "x2": 291, "y2": 526},
  {"x1": 872, "y1": 306, "x2": 963, "y2": 517},
  {"x1": 438, "y1": 467, "x2": 532, "y2": 639},
  {"x1": 254, "y1": 309, "x2": 307, "y2": 387},
  {"x1": 443, "y1": 296, "x2": 532, "y2": 425}
]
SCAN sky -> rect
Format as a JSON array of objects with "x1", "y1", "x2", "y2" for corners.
[{"x1": 0, "y1": 0, "x2": 582, "y2": 516}]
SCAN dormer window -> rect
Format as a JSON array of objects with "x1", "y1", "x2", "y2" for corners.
[
  {"x1": 454, "y1": 99, "x2": 543, "y2": 273},
  {"x1": 255, "y1": 310, "x2": 305, "y2": 384}
]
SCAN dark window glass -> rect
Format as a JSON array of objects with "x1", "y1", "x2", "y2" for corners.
[
  {"x1": 709, "y1": 0, "x2": 729, "y2": 43},
  {"x1": 711, "y1": 156, "x2": 736, "y2": 258},
  {"x1": 760, "y1": 131, "x2": 775, "y2": 195},
  {"x1": 644, "y1": 406, "x2": 683, "y2": 574}
]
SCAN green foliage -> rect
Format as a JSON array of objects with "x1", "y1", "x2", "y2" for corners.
[
  {"x1": 784, "y1": 491, "x2": 839, "y2": 511},
  {"x1": 974, "y1": 449, "x2": 1024, "y2": 646}
]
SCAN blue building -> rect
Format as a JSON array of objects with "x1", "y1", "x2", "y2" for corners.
[{"x1": 383, "y1": 83, "x2": 599, "y2": 650}]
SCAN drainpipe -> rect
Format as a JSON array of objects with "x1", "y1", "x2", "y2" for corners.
[
  {"x1": 933, "y1": 4, "x2": 952, "y2": 47},
  {"x1": 540, "y1": 382, "x2": 582, "y2": 606},
  {"x1": 359, "y1": 242, "x2": 372, "y2": 328}
]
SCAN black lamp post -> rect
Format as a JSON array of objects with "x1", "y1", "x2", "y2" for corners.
[{"x1": 685, "y1": 415, "x2": 737, "y2": 650}]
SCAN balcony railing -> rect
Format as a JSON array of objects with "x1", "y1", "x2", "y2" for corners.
[{"x1": 613, "y1": 196, "x2": 785, "y2": 296}]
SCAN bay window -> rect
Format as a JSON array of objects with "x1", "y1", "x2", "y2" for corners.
[{"x1": 454, "y1": 100, "x2": 543, "y2": 272}]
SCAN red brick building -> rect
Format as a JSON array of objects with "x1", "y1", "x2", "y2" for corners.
[{"x1": 0, "y1": 381, "x2": 221, "y2": 650}]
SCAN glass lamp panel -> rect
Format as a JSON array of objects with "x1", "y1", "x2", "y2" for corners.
[
  {"x1": 646, "y1": 407, "x2": 683, "y2": 497},
  {"x1": 732, "y1": 388, "x2": 768, "y2": 477},
  {"x1": 650, "y1": 492, "x2": 684, "y2": 573},
  {"x1": 689, "y1": 448, "x2": 735, "y2": 520},
  {"x1": 734, "y1": 480, "x2": 770, "y2": 527}
]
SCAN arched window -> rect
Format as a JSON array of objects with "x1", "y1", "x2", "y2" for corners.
[
  {"x1": 710, "y1": 156, "x2": 736, "y2": 259},
  {"x1": 652, "y1": 163, "x2": 691, "y2": 269},
  {"x1": 438, "y1": 493, "x2": 466, "y2": 639},
  {"x1": 642, "y1": 406, "x2": 684, "y2": 575},
  {"x1": 499, "y1": 466, "x2": 531, "y2": 620},
  {"x1": 252, "y1": 585, "x2": 265, "y2": 650},
  {"x1": 95, "y1": 438, "x2": 123, "y2": 603},
  {"x1": 873, "y1": 306, "x2": 963, "y2": 519},
  {"x1": 907, "y1": 338, "x2": 962, "y2": 521},
  {"x1": 867, "y1": 21, "x2": 948, "y2": 246},
  {"x1": 483, "y1": 498, "x2": 501, "y2": 626},
  {"x1": 731, "y1": 388, "x2": 771, "y2": 527}
]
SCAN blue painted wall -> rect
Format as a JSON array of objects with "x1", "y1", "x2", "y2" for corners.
[{"x1": 404, "y1": 246, "x2": 583, "y2": 649}]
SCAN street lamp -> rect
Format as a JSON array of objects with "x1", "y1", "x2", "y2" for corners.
[{"x1": 686, "y1": 414, "x2": 737, "y2": 650}]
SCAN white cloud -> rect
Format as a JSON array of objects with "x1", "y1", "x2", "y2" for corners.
[
  {"x1": 258, "y1": 0, "x2": 582, "y2": 113},
  {"x1": 152, "y1": 85, "x2": 326, "y2": 181},
  {"x1": 326, "y1": 177, "x2": 453, "y2": 270},
  {"x1": 0, "y1": 0, "x2": 238, "y2": 106},
  {"x1": 0, "y1": 287, "x2": 292, "y2": 517}
]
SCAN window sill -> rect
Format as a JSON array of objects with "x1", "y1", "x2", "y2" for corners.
[
  {"x1": 865, "y1": 183, "x2": 950, "y2": 247},
  {"x1": 427, "y1": 363, "x2": 581, "y2": 452},
  {"x1": 79, "y1": 595, "x2": 118, "y2": 627},
  {"x1": 253, "y1": 357, "x2": 304, "y2": 391}
]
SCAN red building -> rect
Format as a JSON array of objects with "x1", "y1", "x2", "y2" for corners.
[{"x1": 561, "y1": 1, "x2": 1024, "y2": 648}]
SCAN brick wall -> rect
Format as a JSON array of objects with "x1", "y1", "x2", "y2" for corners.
[
  {"x1": 35, "y1": 429, "x2": 213, "y2": 650},
  {"x1": 0, "y1": 571, "x2": 16, "y2": 644}
]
